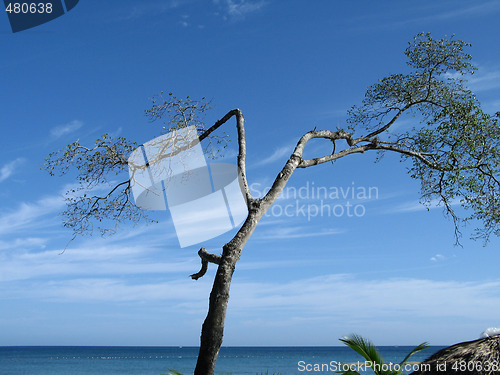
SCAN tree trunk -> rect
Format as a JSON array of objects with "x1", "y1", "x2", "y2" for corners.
[
  {"x1": 194, "y1": 243, "x2": 241, "y2": 375},
  {"x1": 193, "y1": 204, "x2": 263, "y2": 375},
  {"x1": 192, "y1": 157, "x2": 300, "y2": 374}
]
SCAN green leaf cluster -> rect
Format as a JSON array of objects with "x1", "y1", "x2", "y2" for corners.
[
  {"x1": 347, "y1": 33, "x2": 500, "y2": 243},
  {"x1": 44, "y1": 135, "x2": 149, "y2": 236},
  {"x1": 43, "y1": 93, "x2": 229, "y2": 237}
]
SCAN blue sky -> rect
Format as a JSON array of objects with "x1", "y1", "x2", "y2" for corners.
[{"x1": 1, "y1": 0, "x2": 500, "y2": 348}]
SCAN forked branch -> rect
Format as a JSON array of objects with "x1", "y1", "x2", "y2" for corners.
[{"x1": 191, "y1": 248, "x2": 222, "y2": 280}]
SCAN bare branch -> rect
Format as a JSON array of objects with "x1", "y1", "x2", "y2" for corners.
[
  {"x1": 143, "y1": 108, "x2": 254, "y2": 205},
  {"x1": 88, "y1": 180, "x2": 131, "y2": 212},
  {"x1": 199, "y1": 109, "x2": 252, "y2": 204},
  {"x1": 355, "y1": 104, "x2": 411, "y2": 141},
  {"x1": 191, "y1": 248, "x2": 221, "y2": 280}
]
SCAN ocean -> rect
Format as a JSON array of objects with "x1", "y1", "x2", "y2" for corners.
[{"x1": 0, "y1": 346, "x2": 443, "y2": 375}]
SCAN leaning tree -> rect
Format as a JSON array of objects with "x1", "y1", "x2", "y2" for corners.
[{"x1": 45, "y1": 33, "x2": 500, "y2": 375}]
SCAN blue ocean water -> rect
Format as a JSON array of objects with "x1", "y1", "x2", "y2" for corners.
[{"x1": 0, "y1": 346, "x2": 443, "y2": 375}]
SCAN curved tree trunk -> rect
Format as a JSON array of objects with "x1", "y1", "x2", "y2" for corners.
[
  {"x1": 193, "y1": 157, "x2": 301, "y2": 375},
  {"x1": 194, "y1": 243, "x2": 241, "y2": 375}
]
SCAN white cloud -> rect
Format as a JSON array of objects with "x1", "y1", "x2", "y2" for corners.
[
  {"x1": 109, "y1": 126, "x2": 123, "y2": 138},
  {"x1": 114, "y1": 1, "x2": 185, "y2": 21},
  {"x1": 253, "y1": 146, "x2": 292, "y2": 167},
  {"x1": 12, "y1": 272, "x2": 498, "y2": 325},
  {"x1": 237, "y1": 258, "x2": 326, "y2": 271},
  {"x1": 0, "y1": 158, "x2": 25, "y2": 183},
  {"x1": 448, "y1": 66, "x2": 500, "y2": 93},
  {"x1": 0, "y1": 245, "x2": 197, "y2": 283},
  {"x1": 387, "y1": 198, "x2": 461, "y2": 214},
  {"x1": 406, "y1": 1, "x2": 500, "y2": 24},
  {"x1": 214, "y1": 0, "x2": 267, "y2": 19},
  {"x1": 399, "y1": 1, "x2": 500, "y2": 27},
  {"x1": 179, "y1": 14, "x2": 190, "y2": 27},
  {"x1": 0, "y1": 180, "x2": 148, "y2": 237},
  {"x1": 0, "y1": 195, "x2": 66, "y2": 235},
  {"x1": 468, "y1": 68, "x2": 500, "y2": 92},
  {"x1": 50, "y1": 120, "x2": 83, "y2": 139},
  {"x1": 430, "y1": 254, "x2": 445, "y2": 262},
  {"x1": 389, "y1": 200, "x2": 432, "y2": 213},
  {"x1": 0, "y1": 208, "x2": 186, "y2": 283},
  {"x1": 352, "y1": 2, "x2": 500, "y2": 33},
  {"x1": 0, "y1": 237, "x2": 47, "y2": 251},
  {"x1": 5, "y1": 277, "x2": 212, "y2": 305},
  {"x1": 228, "y1": 274, "x2": 500, "y2": 322},
  {"x1": 254, "y1": 226, "x2": 343, "y2": 240}
]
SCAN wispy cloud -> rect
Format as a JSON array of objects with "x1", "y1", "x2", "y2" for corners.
[
  {"x1": 424, "y1": 1, "x2": 500, "y2": 22},
  {"x1": 0, "y1": 272, "x2": 213, "y2": 306},
  {"x1": 468, "y1": 67, "x2": 500, "y2": 92},
  {"x1": 0, "y1": 237, "x2": 47, "y2": 251},
  {"x1": 394, "y1": 1, "x2": 500, "y2": 26},
  {"x1": 0, "y1": 158, "x2": 25, "y2": 183},
  {"x1": 0, "y1": 243, "x2": 196, "y2": 283},
  {"x1": 50, "y1": 120, "x2": 83, "y2": 139},
  {"x1": 252, "y1": 146, "x2": 292, "y2": 167},
  {"x1": 255, "y1": 226, "x2": 343, "y2": 240},
  {"x1": 214, "y1": 0, "x2": 267, "y2": 19},
  {"x1": 351, "y1": 1, "x2": 500, "y2": 32},
  {"x1": 40, "y1": 278, "x2": 212, "y2": 303},
  {"x1": 13, "y1": 271, "x2": 498, "y2": 327},
  {"x1": 386, "y1": 198, "x2": 461, "y2": 214},
  {"x1": 113, "y1": 1, "x2": 184, "y2": 21},
  {"x1": 179, "y1": 14, "x2": 190, "y2": 27},
  {"x1": 228, "y1": 274, "x2": 500, "y2": 323},
  {"x1": 388, "y1": 200, "x2": 433, "y2": 214},
  {"x1": 430, "y1": 254, "x2": 445, "y2": 262},
  {"x1": 447, "y1": 66, "x2": 500, "y2": 93},
  {"x1": 0, "y1": 195, "x2": 66, "y2": 235}
]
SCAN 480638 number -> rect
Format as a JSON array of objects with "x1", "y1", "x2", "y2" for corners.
[
  {"x1": 451, "y1": 360, "x2": 500, "y2": 372},
  {"x1": 5, "y1": 2, "x2": 53, "y2": 14}
]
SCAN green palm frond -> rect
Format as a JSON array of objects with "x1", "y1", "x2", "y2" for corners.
[
  {"x1": 398, "y1": 342, "x2": 429, "y2": 366},
  {"x1": 163, "y1": 370, "x2": 184, "y2": 375},
  {"x1": 339, "y1": 334, "x2": 429, "y2": 375},
  {"x1": 338, "y1": 370, "x2": 361, "y2": 375},
  {"x1": 339, "y1": 334, "x2": 384, "y2": 371}
]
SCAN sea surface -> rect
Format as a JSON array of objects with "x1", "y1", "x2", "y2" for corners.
[{"x1": 0, "y1": 346, "x2": 444, "y2": 375}]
